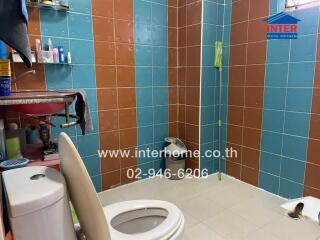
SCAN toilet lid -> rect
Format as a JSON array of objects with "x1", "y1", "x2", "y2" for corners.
[{"x1": 103, "y1": 200, "x2": 183, "y2": 240}]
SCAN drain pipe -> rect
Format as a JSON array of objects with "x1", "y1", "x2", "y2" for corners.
[{"x1": 217, "y1": 0, "x2": 227, "y2": 181}]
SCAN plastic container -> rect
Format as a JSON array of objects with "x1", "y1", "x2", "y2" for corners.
[
  {"x1": 0, "y1": 60, "x2": 11, "y2": 96},
  {"x1": 164, "y1": 137, "x2": 187, "y2": 180},
  {"x1": 40, "y1": 50, "x2": 54, "y2": 63},
  {"x1": 0, "y1": 41, "x2": 7, "y2": 59},
  {"x1": 58, "y1": 46, "x2": 65, "y2": 63},
  {"x1": 53, "y1": 48, "x2": 59, "y2": 63},
  {"x1": 3, "y1": 166, "x2": 77, "y2": 240}
]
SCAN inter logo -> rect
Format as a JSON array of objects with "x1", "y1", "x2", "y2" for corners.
[{"x1": 265, "y1": 12, "x2": 300, "y2": 40}]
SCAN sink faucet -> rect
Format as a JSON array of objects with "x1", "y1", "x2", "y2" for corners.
[{"x1": 11, "y1": 70, "x2": 36, "y2": 84}]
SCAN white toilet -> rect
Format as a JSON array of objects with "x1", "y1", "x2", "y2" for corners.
[
  {"x1": 105, "y1": 200, "x2": 184, "y2": 240},
  {"x1": 58, "y1": 133, "x2": 185, "y2": 240}
]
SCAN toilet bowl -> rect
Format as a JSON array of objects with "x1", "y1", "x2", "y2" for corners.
[
  {"x1": 104, "y1": 200, "x2": 184, "y2": 240},
  {"x1": 58, "y1": 132, "x2": 185, "y2": 240}
]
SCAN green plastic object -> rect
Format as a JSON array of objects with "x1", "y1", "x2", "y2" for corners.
[
  {"x1": 5, "y1": 137, "x2": 21, "y2": 159},
  {"x1": 71, "y1": 206, "x2": 79, "y2": 224},
  {"x1": 214, "y1": 41, "x2": 223, "y2": 71}
]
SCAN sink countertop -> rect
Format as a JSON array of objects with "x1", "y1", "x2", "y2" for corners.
[{"x1": 0, "y1": 91, "x2": 76, "y2": 106}]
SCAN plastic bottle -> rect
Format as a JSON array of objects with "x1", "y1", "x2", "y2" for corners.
[
  {"x1": 0, "y1": 41, "x2": 7, "y2": 59},
  {"x1": 0, "y1": 60, "x2": 11, "y2": 96},
  {"x1": 48, "y1": 38, "x2": 53, "y2": 51},
  {"x1": 53, "y1": 48, "x2": 59, "y2": 63},
  {"x1": 58, "y1": 46, "x2": 65, "y2": 63},
  {"x1": 67, "y1": 52, "x2": 72, "y2": 64},
  {"x1": 35, "y1": 39, "x2": 43, "y2": 63}
]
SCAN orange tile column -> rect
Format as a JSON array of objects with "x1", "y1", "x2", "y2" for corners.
[
  {"x1": 92, "y1": 0, "x2": 138, "y2": 190},
  {"x1": 226, "y1": 0, "x2": 269, "y2": 186}
]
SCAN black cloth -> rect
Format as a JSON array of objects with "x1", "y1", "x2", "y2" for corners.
[{"x1": 0, "y1": 0, "x2": 32, "y2": 67}]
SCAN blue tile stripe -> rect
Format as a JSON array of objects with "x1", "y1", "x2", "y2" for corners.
[
  {"x1": 259, "y1": 4, "x2": 319, "y2": 199},
  {"x1": 40, "y1": 1, "x2": 101, "y2": 191},
  {"x1": 200, "y1": 0, "x2": 226, "y2": 174},
  {"x1": 134, "y1": 0, "x2": 168, "y2": 172}
]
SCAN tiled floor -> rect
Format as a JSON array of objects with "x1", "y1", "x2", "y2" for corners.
[{"x1": 98, "y1": 174, "x2": 320, "y2": 240}]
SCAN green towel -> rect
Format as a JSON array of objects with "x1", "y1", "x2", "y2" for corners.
[{"x1": 214, "y1": 41, "x2": 223, "y2": 71}]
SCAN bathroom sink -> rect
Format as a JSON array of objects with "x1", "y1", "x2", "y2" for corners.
[{"x1": 0, "y1": 90, "x2": 76, "y2": 116}]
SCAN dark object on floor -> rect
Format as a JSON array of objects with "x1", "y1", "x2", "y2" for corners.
[
  {"x1": 288, "y1": 202, "x2": 304, "y2": 219},
  {"x1": 318, "y1": 211, "x2": 320, "y2": 225},
  {"x1": 0, "y1": 0, "x2": 32, "y2": 67}
]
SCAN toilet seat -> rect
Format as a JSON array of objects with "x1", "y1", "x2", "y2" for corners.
[{"x1": 103, "y1": 200, "x2": 184, "y2": 240}]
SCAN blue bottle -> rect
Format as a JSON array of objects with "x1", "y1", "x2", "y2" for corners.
[
  {"x1": 58, "y1": 46, "x2": 65, "y2": 63},
  {"x1": 0, "y1": 41, "x2": 7, "y2": 60},
  {"x1": 0, "y1": 60, "x2": 11, "y2": 96}
]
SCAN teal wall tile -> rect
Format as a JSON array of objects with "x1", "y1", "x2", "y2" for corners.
[
  {"x1": 261, "y1": 131, "x2": 283, "y2": 155},
  {"x1": 83, "y1": 154, "x2": 101, "y2": 176},
  {"x1": 263, "y1": 88, "x2": 286, "y2": 110},
  {"x1": 279, "y1": 179, "x2": 303, "y2": 199},
  {"x1": 40, "y1": 9, "x2": 68, "y2": 37},
  {"x1": 288, "y1": 62, "x2": 315, "y2": 88},
  {"x1": 284, "y1": 112, "x2": 310, "y2": 137},
  {"x1": 91, "y1": 175, "x2": 102, "y2": 192},
  {"x1": 290, "y1": 35, "x2": 317, "y2": 62},
  {"x1": 281, "y1": 157, "x2": 306, "y2": 184},
  {"x1": 286, "y1": 88, "x2": 313, "y2": 113},
  {"x1": 68, "y1": 13, "x2": 93, "y2": 40},
  {"x1": 137, "y1": 107, "x2": 154, "y2": 127},
  {"x1": 282, "y1": 135, "x2": 308, "y2": 161},
  {"x1": 260, "y1": 152, "x2": 281, "y2": 176},
  {"x1": 267, "y1": 40, "x2": 290, "y2": 63},
  {"x1": 72, "y1": 65, "x2": 96, "y2": 88},
  {"x1": 265, "y1": 63, "x2": 288, "y2": 87},
  {"x1": 262, "y1": 110, "x2": 284, "y2": 133},
  {"x1": 45, "y1": 65, "x2": 72, "y2": 89},
  {"x1": 138, "y1": 126, "x2": 154, "y2": 145},
  {"x1": 77, "y1": 133, "x2": 99, "y2": 157},
  {"x1": 70, "y1": 39, "x2": 95, "y2": 64},
  {"x1": 291, "y1": 7, "x2": 319, "y2": 35},
  {"x1": 259, "y1": 172, "x2": 279, "y2": 195},
  {"x1": 136, "y1": 88, "x2": 153, "y2": 107},
  {"x1": 69, "y1": 0, "x2": 92, "y2": 14},
  {"x1": 134, "y1": 0, "x2": 152, "y2": 24},
  {"x1": 136, "y1": 67, "x2": 152, "y2": 87}
]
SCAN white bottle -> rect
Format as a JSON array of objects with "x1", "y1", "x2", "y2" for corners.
[
  {"x1": 48, "y1": 38, "x2": 53, "y2": 52},
  {"x1": 67, "y1": 52, "x2": 72, "y2": 64}
]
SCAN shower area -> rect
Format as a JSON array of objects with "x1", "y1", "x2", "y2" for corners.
[{"x1": 181, "y1": 0, "x2": 320, "y2": 200}]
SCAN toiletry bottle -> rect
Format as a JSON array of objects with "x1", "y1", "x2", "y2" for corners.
[
  {"x1": 67, "y1": 52, "x2": 72, "y2": 64},
  {"x1": 48, "y1": 38, "x2": 53, "y2": 51},
  {"x1": 0, "y1": 41, "x2": 7, "y2": 60},
  {"x1": 58, "y1": 46, "x2": 65, "y2": 63},
  {"x1": 35, "y1": 39, "x2": 43, "y2": 63},
  {"x1": 0, "y1": 60, "x2": 11, "y2": 96},
  {"x1": 53, "y1": 48, "x2": 59, "y2": 63}
]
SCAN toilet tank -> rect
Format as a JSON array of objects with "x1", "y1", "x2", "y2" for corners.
[{"x1": 2, "y1": 166, "x2": 77, "y2": 240}]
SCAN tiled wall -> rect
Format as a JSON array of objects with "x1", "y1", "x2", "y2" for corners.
[
  {"x1": 177, "y1": 0, "x2": 202, "y2": 170},
  {"x1": 134, "y1": 0, "x2": 169, "y2": 177},
  {"x1": 223, "y1": 0, "x2": 320, "y2": 199},
  {"x1": 200, "y1": 0, "x2": 224, "y2": 174},
  {"x1": 5, "y1": 0, "x2": 174, "y2": 192},
  {"x1": 6, "y1": 0, "x2": 320, "y2": 198},
  {"x1": 92, "y1": 0, "x2": 138, "y2": 189}
]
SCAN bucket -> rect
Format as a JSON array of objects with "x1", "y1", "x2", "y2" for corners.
[{"x1": 0, "y1": 60, "x2": 11, "y2": 96}]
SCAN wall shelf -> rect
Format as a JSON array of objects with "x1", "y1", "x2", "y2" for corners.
[{"x1": 26, "y1": 1, "x2": 69, "y2": 11}]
